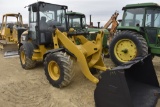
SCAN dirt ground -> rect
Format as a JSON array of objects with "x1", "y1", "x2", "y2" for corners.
[{"x1": 0, "y1": 50, "x2": 160, "y2": 107}]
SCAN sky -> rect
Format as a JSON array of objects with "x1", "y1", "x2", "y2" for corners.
[{"x1": 0, "y1": 0, "x2": 159, "y2": 26}]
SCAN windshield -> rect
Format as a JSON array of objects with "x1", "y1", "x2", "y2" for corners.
[
  {"x1": 122, "y1": 8, "x2": 145, "y2": 27},
  {"x1": 67, "y1": 15, "x2": 86, "y2": 30},
  {"x1": 39, "y1": 3, "x2": 66, "y2": 30},
  {"x1": 145, "y1": 9, "x2": 160, "y2": 27}
]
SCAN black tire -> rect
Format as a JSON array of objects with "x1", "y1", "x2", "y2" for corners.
[
  {"x1": 109, "y1": 30, "x2": 148, "y2": 65},
  {"x1": 19, "y1": 43, "x2": 36, "y2": 69},
  {"x1": 44, "y1": 51, "x2": 75, "y2": 88}
]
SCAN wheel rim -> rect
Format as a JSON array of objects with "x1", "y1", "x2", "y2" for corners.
[
  {"x1": 114, "y1": 39, "x2": 137, "y2": 62},
  {"x1": 21, "y1": 51, "x2": 26, "y2": 65},
  {"x1": 48, "y1": 61, "x2": 60, "y2": 80}
]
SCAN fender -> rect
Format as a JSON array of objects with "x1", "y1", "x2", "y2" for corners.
[{"x1": 43, "y1": 48, "x2": 76, "y2": 60}]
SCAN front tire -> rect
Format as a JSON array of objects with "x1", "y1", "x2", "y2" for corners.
[
  {"x1": 19, "y1": 43, "x2": 36, "y2": 69},
  {"x1": 109, "y1": 30, "x2": 148, "y2": 65},
  {"x1": 44, "y1": 52, "x2": 75, "y2": 88}
]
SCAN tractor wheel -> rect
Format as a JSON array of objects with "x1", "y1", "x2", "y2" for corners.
[
  {"x1": 109, "y1": 30, "x2": 148, "y2": 65},
  {"x1": 19, "y1": 43, "x2": 36, "y2": 69},
  {"x1": 44, "y1": 52, "x2": 75, "y2": 88}
]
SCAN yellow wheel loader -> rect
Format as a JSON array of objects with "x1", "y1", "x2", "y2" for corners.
[
  {"x1": 19, "y1": 1, "x2": 160, "y2": 107},
  {"x1": 0, "y1": 13, "x2": 26, "y2": 50},
  {"x1": 19, "y1": 1, "x2": 106, "y2": 86}
]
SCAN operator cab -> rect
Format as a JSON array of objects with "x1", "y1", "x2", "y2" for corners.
[
  {"x1": 66, "y1": 11, "x2": 86, "y2": 30},
  {"x1": 27, "y1": 1, "x2": 68, "y2": 45},
  {"x1": 121, "y1": 7, "x2": 160, "y2": 28},
  {"x1": 66, "y1": 11, "x2": 89, "y2": 37}
]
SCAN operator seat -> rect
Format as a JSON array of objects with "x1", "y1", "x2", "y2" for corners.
[
  {"x1": 40, "y1": 16, "x2": 48, "y2": 30},
  {"x1": 7, "y1": 23, "x2": 14, "y2": 33},
  {"x1": 39, "y1": 16, "x2": 52, "y2": 45}
]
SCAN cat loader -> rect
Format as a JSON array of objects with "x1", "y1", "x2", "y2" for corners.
[
  {"x1": 19, "y1": 1, "x2": 107, "y2": 87},
  {"x1": 19, "y1": 1, "x2": 160, "y2": 106}
]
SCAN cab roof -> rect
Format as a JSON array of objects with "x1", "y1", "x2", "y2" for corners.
[
  {"x1": 28, "y1": 1, "x2": 68, "y2": 9},
  {"x1": 3, "y1": 13, "x2": 22, "y2": 17},
  {"x1": 66, "y1": 11, "x2": 85, "y2": 16},
  {"x1": 122, "y1": 2, "x2": 160, "y2": 10}
]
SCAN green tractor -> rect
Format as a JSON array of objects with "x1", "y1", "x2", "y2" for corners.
[{"x1": 109, "y1": 2, "x2": 160, "y2": 65}]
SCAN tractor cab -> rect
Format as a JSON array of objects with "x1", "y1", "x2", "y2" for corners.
[
  {"x1": 65, "y1": 11, "x2": 89, "y2": 38},
  {"x1": 118, "y1": 3, "x2": 160, "y2": 55},
  {"x1": 120, "y1": 3, "x2": 160, "y2": 28},
  {"x1": 66, "y1": 11, "x2": 86, "y2": 30}
]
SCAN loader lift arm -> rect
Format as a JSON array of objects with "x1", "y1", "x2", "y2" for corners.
[{"x1": 52, "y1": 28, "x2": 108, "y2": 83}]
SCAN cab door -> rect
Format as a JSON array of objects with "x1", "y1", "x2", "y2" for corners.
[
  {"x1": 28, "y1": 6, "x2": 38, "y2": 44},
  {"x1": 144, "y1": 9, "x2": 160, "y2": 48}
]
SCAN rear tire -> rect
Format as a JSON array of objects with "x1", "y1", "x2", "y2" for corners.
[
  {"x1": 44, "y1": 52, "x2": 75, "y2": 88},
  {"x1": 19, "y1": 43, "x2": 36, "y2": 69},
  {"x1": 109, "y1": 30, "x2": 148, "y2": 65}
]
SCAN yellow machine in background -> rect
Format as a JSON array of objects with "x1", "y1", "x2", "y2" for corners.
[{"x1": 0, "y1": 13, "x2": 26, "y2": 50}]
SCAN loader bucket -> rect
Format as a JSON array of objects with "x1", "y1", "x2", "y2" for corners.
[{"x1": 94, "y1": 55, "x2": 160, "y2": 107}]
